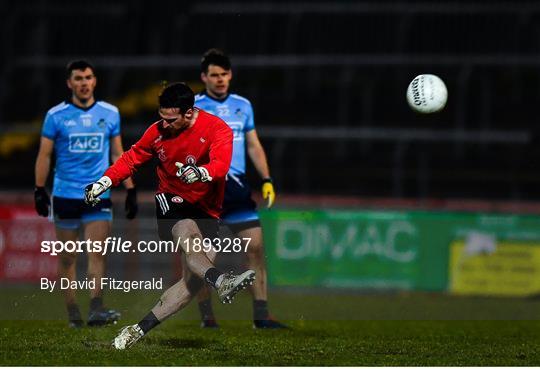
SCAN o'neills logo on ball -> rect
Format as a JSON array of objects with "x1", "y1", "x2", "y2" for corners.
[
  {"x1": 171, "y1": 196, "x2": 183, "y2": 203},
  {"x1": 186, "y1": 155, "x2": 196, "y2": 165},
  {"x1": 412, "y1": 77, "x2": 423, "y2": 106}
]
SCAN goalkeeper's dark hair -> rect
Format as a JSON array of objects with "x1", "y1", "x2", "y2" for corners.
[
  {"x1": 201, "y1": 48, "x2": 231, "y2": 73},
  {"x1": 66, "y1": 60, "x2": 95, "y2": 78},
  {"x1": 159, "y1": 82, "x2": 195, "y2": 113}
]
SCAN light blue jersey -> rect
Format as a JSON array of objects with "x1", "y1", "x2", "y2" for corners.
[
  {"x1": 41, "y1": 101, "x2": 120, "y2": 199},
  {"x1": 195, "y1": 93, "x2": 255, "y2": 176}
]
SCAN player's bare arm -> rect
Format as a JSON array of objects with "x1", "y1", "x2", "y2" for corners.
[
  {"x1": 35, "y1": 137, "x2": 54, "y2": 188},
  {"x1": 246, "y1": 130, "x2": 271, "y2": 179},
  {"x1": 246, "y1": 130, "x2": 275, "y2": 208}
]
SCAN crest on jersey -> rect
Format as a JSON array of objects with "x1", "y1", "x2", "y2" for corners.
[
  {"x1": 171, "y1": 196, "x2": 183, "y2": 204},
  {"x1": 186, "y1": 155, "x2": 196, "y2": 165},
  {"x1": 97, "y1": 119, "x2": 106, "y2": 128}
]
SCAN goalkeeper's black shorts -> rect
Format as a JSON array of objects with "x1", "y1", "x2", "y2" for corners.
[{"x1": 155, "y1": 192, "x2": 220, "y2": 242}]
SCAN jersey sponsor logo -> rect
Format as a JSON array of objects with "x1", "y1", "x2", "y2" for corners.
[
  {"x1": 171, "y1": 196, "x2": 183, "y2": 204},
  {"x1": 69, "y1": 133, "x2": 104, "y2": 153},
  {"x1": 64, "y1": 120, "x2": 76, "y2": 127},
  {"x1": 200, "y1": 137, "x2": 206, "y2": 143},
  {"x1": 228, "y1": 122, "x2": 243, "y2": 141}
]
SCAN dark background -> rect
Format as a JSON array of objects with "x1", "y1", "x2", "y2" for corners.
[{"x1": 2, "y1": 0, "x2": 540, "y2": 200}]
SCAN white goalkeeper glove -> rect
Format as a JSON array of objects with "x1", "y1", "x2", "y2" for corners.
[
  {"x1": 175, "y1": 162, "x2": 212, "y2": 184},
  {"x1": 84, "y1": 176, "x2": 112, "y2": 206}
]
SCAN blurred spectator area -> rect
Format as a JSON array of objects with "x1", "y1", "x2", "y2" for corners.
[{"x1": 1, "y1": 1, "x2": 540, "y2": 200}]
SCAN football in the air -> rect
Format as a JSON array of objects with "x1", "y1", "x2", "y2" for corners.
[{"x1": 406, "y1": 74, "x2": 447, "y2": 114}]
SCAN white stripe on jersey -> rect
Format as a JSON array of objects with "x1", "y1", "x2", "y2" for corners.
[
  {"x1": 97, "y1": 101, "x2": 119, "y2": 113},
  {"x1": 48, "y1": 102, "x2": 69, "y2": 116},
  {"x1": 229, "y1": 94, "x2": 252, "y2": 105}
]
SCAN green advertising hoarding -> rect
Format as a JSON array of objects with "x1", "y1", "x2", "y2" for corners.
[{"x1": 259, "y1": 209, "x2": 540, "y2": 292}]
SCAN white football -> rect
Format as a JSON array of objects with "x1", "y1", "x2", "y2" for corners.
[{"x1": 406, "y1": 74, "x2": 447, "y2": 114}]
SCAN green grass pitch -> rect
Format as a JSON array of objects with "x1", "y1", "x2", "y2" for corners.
[{"x1": 1, "y1": 288, "x2": 539, "y2": 365}]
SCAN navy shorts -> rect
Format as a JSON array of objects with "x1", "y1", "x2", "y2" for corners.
[
  {"x1": 52, "y1": 196, "x2": 113, "y2": 230},
  {"x1": 155, "y1": 193, "x2": 220, "y2": 242},
  {"x1": 222, "y1": 174, "x2": 261, "y2": 232}
]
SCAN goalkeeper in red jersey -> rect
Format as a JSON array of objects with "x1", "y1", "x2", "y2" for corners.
[{"x1": 84, "y1": 82, "x2": 255, "y2": 349}]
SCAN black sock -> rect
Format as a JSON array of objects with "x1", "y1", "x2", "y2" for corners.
[
  {"x1": 198, "y1": 299, "x2": 215, "y2": 321},
  {"x1": 253, "y1": 300, "x2": 269, "y2": 321},
  {"x1": 67, "y1": 303, "x2": 81, "y2": 321},
  {"x1": 90, "y1": 297, "x2": 103, "y2": 312},
  {"x1": 138, "y1": 311, "x2": 160, "y2": 334},
  {"x1": 204, "y1": 268, "x2": 222, "y2": 288}
]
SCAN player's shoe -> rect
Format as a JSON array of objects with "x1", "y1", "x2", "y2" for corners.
[
  {"x1": 68, "y1": 319, "x2": 84, "y2": 328},
  {"x1": 87, "y1": 307, "x2": 121, "y2": 327},
  {"x1": 200, "y1": 318, "x2": 219, "y2": 328},
  {"x1": 254, "y1": 318, "x2": 289, "y2": 329},
  {"x1": 67, "y1": 305, "x2": 83, "y2": 328},
  {"x1": 112, "y1": 324, "x2": 144, "y2": 350},
  {"x1": 217, "y1": 270, "x2": 255, "y2": 304}
]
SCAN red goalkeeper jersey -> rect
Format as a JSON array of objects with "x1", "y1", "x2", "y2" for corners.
[{"x1": 104, "y1": 109, "x2": 233, "y2": 218}]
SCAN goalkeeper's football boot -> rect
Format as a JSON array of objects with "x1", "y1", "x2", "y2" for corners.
[
  {"x1": 112, "y1": 324, "x2": 144, "y2": 350},
  {"x1": 254, "y1": 317, "x2": 289, "y2": 329},
  {"x1": 217, "y1": 270, "x2": 255, "y2": 304},
  {"x1": 87, "y1": 307, "x2": 121, "y2": 327}
]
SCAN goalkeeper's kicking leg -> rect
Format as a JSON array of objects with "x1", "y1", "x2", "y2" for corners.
[{"x1": 113, "y1": 218, "x2": 255, "y2": 349}]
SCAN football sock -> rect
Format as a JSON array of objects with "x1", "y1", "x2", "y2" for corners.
[
  {"x1": 253, "y1": 300, "x2": 269, "y2": 321},
  {"x1": 198, "y1": 299, "x2": 215, "y2": 320},
  {"x1": 67, "y1": 303, "x2": 81, "y2": 320},
  {"x1": 89, "y1": 297, "x2": 103, "y2": 312},
  {"x1": 204, "y1": 268, "x2": 223, "y2": 288},
  {"x1": 138, "y1": 311, "x2": 160, "y2": 334}
]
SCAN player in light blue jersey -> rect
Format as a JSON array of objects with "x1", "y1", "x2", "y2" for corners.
[
  {"x1": 34, "y1": 60, "x2": 138, "y2": 328},
  {"x1": 194, "y1": 49, "x2": 286, "y2": 329}
]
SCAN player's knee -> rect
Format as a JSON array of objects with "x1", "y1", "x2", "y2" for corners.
[
  {"x1": 172, "y1": 219, "x2": 200, "y2": 240},
  {"x1": 246, "y1": 238, "x2": 264, "y2": 256},
  {"x1": 59, "y1": 252, "x2": 77, "y2": 268}
]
